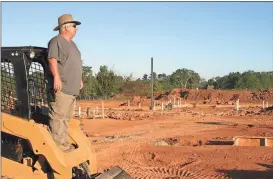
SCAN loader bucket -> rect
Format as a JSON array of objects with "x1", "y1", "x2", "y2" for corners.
[{"x1": 95, "y1": 166, "x2": 132, "y2": 179}]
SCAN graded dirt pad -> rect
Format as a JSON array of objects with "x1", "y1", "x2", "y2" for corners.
[{"x1": 80, "y1": 100, "x2": 273, "y2": 179}]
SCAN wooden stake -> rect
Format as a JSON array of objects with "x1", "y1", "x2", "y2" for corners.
[
  {"x1": 92, "y1": 109, "x2": 95, "y2": 119},
  {"x1": 86, "y1": 106, "x2": 90, "y2": 118}
]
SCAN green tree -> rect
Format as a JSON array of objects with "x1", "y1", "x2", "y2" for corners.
[
  {"x1": 96, "y1": 65, "x2": 116, "y2": 97},
  {"x1": 170, "y1": 68, "x2": 201, "y2": 89},
  {"x1": 154, "y1": 80, "x2": 164, "y2": 94},
  {"x1": 113, "y1": 75, "x2": 125, "y2": 94},
  {"x1": 199, "y1": 78, "x2": 208, "y2": 89},
  {"x1": 120, "y1": 80, "x2": 150, "y2": 96},
  {"x1": 148, "y1": 72, "x2": 157, "y2": 80},
  {"x1": 157, "y1": 73, "x2": 167, "y2": 81},
  {"x1": 235, "y1": 71, "x2": 262, "y2": 89},
  {"x1": 259, "y1": 72, "x2": 273, "y2": 89},
  {"x1": 207, "y1": 78, "x2": 215, "y2": 86},
  {"x1": 79, "y1": 66, "x2": 98, "y2": 98},
  {"x1": 142, "y1": 74, "x2": 148, "y2": 80},
  {"x1": 226, "y1": 72, "x2": 241, "y2": 89}
]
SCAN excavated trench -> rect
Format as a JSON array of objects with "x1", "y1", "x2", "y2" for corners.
[{"x1": 153, "y1": 137, "x2": 234, "y2": 147}]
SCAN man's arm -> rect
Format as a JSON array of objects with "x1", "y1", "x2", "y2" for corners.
[
  {"x1": 48, "y1": 58, "x2": 62, "y2": 91},
  {"x1": 48, "y1": 38, "x2": 62, "y2": 91},
  {"x1": 80, "y1": 79, "x2": 83, "y2": 89},
  {"x1": 48, "y1": 58, "x2": 60, "y2": 79}
]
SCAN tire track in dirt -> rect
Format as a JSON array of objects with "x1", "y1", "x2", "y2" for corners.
[
  {"x1": 123, "y1": 166, "x2": 229, "y2": 179},
  {"x1": 192, "y1": 151, "x2": 218, "y2": 177},
  {"x1": 125, "y1": 167, "x2": 198, "y2": 179},
  {"x1": 97, "y1": 136, "x2": 229, "y2": 179},
  {"x1": 128, "y1": 142, "x2": 140, "y2": 164},
  {"x1": 179, "y1": 161, "x2": 229, "y2": 179},
  {"x1": 115, "y1": 139, "x2": 144, "y2": 168},
  {"x1": 121, "y1": 159, "x2": 228, "y2": 179}
]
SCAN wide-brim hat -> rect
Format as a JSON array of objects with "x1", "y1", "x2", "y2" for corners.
[{"x1": 53, "y1": 14, "x2": 81, "y2": 31}]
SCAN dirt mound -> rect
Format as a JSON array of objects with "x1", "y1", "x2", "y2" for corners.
[
  {"x1": 129, "y1": 96, "x2": 141, "y2": 106},
  {"x1": 107, "y1": 111, "x2": 155, "y2": 120},
  {"x1": 172, "y1": 106, "x2": 272, "y2": 117},
  {"x1": 129, "y1": 96, "x2": 152, "y2": 106},
  {"x1": 131, "y1": 95, "x2": 141, "y2": 101},
  {"x1": 155, "y1": 94, "x2": 179, "y2": 101},
  {"x1": 260, "y1": 106, "x2": 273, "y2": 115},
  {"x1": 251, "y1": 88, "x2": 273, "y2": 101},
  {"x1": 224, "y1": 107, "x2": 263, "y2": 116},
  {"x1": 118, "y1": 96, "x2": 150, "y2": 107},
  {"x1": 107, "y1": 110, "x2": 182, "y2": 121},
  {"x1": 157, "y1": 88, "x2": 247, "y2": 104},
  {"x1": 157, "y1": 88, "x2": 273, "y2": 104},
  {"x1": 170, "y1": 88, "x2": 185, "y2": 94}
]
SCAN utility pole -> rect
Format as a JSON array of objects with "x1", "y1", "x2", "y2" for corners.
[{"x1": 151, "y1": 57, "x2": 154, "y2": 110}]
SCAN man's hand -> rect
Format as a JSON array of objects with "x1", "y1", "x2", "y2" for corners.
[
  {"x1": 54, "y1": 76, "x2": 62, "y2": 92},
  {"x1": 80, "y1": 80, "x2": 83, "y2": 89}
]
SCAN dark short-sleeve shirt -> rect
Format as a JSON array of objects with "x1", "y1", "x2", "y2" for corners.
[{"x1": 47, "y1": 34, "x2": 82, "y2": 96}]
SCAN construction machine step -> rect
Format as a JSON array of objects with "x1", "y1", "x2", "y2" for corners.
[{"x1": 95, "y1": 166, "x2": 132, "y2": 179}]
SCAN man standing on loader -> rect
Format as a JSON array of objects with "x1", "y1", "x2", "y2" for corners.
[{"x1": 47, "y1": 14, "x2": 83, "y2": 151}]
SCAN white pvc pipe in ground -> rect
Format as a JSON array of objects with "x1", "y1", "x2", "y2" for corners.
[
  {"x1": 235, "y1": 99, "x2": 239, "y2": 112},
  {"x1": 78, "y1": 106, "x2": 81, "y2": 118},
  {"x1": 161, "y1": 102, "x2": 164, "y2": 111}
]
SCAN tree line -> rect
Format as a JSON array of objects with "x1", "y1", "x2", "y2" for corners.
[
  {"x1": 1, "y1": 63, "x2": 272, "y2": 100},
  {"x1": 78, "y1": 65, "x2": 273, "y2": 99}
]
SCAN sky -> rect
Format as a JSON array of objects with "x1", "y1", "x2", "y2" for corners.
[{"x1": 2, "y1": 2, "x2": 273, "y2": 80}]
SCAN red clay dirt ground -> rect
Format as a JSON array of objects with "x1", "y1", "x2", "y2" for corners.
[{"x1": 78, "y1": 99, "x2": 273, "y2": 179}]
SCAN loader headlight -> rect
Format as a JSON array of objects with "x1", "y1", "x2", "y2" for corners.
[{"x1": 29, "y1": 51, "x2": 35, "y2": 59}]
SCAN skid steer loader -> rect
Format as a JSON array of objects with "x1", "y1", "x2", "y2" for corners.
[{"x1": 1, "y1": 46, "x2": 132, "y2": 179}]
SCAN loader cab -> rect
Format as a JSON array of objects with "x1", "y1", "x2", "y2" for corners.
[{"x1": 1, "y1": 46, "x2": 53, "y2": 124}]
